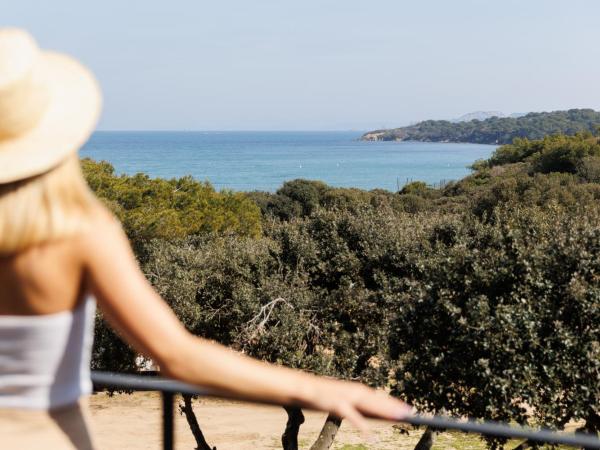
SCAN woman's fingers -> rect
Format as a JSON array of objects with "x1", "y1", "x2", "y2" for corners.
[
  {"x1": 310, "y1": 378, "x2": 413, "y2": 430},
  {"x1": 329, "y1": 389, "x2": 411, "y2": 443},
  {"x1": 355, "y1": 388, "x2": 413, "y2": 421},
  {"x1": 336, "y1": 402, "x2": 370, "y2": 434}
]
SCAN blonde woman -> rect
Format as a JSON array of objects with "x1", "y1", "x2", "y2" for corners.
[{"x1": 0, "y1": 28, "x2": 411, "y2": 449}]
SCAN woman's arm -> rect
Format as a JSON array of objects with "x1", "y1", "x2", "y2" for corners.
[{"x1": 82, "y1": 211, "x2": 411, "y2": 431}]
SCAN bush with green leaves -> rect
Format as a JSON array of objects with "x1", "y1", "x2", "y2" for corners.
[
  {"x1": 138, "y1": 206, "x2": 408, "y2": 448},
  {"x1": 82, "y1": 158, "x2": 262, "y2": 256},
  {"x1": 485, "y1": 132, "x2": 600, "y2": 172},
  {"x1": 247, "y1": 179, "x2": 412, "y2": 221},
  {"x1": 150, "y1": 214, "x2": 383, "y2": 375},
  {"x1": 85, "y1": 158, "x2": 262, "y2": 373},
  {"x1": 389, "y1": 205, "x2": 600, "y2": 447}
]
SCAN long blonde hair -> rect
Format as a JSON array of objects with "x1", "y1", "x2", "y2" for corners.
[{"x1": 0, "y1": 155, "x2": 97, "y2": 254}]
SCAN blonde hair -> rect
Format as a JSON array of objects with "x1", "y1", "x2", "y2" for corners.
[{"x1": 0, "y1": 155, "x2": 97, "y2": 254}]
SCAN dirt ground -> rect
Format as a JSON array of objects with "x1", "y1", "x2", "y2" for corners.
[
  {"x1": 89, "y1": 391, "x2": 425, "y2": 450},
  {"x1": 89, "y1": 392, "x2": 575, "y2": 450}
]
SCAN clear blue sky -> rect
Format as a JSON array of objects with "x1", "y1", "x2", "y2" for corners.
[{"x1": 5, "y1": 0, "x2": 600, "y2": 130}]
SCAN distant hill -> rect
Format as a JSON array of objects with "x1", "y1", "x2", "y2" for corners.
[
  {"x1": 361, "y1": 109, "x2": 600, "y2": 144},
  {"x1": 452, "y1": 111, "x2": 505, "y2": 122}
]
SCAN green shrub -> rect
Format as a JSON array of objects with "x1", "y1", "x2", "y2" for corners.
[
  {"x1": 389, "y1": 205, "x2": 600, "y2": 445},
  {"x1": 82, "y1": 158, "x2": 262, "y2": 256}
]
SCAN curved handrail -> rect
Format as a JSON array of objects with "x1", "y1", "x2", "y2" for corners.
[{"x1": 91, "y1": 371, "x2": 600, "y2": 449}]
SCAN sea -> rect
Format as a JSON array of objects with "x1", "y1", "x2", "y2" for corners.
[{"x1": 81, "y1": 131, "x2": 496, "y2": 192}]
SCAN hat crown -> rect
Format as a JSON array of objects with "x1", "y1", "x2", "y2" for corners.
[
  {"x1": 0, "y1": 29, "x2": 38, "y2": 89},
  {"x1": 0, "y1": 27, "x2": 101, "y2": 184},
  {"x1": 0, "y1": 28, "x2": 49, "y2": 140}
]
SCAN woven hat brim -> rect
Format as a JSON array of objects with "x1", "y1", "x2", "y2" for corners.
[{"x1": 0, "y1": 51, "x2": 101, "y2": 183}]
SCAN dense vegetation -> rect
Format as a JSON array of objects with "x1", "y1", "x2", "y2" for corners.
[
  {"x1": 81, "y1": 159, "x2": 261, "y2": 257},
  {"x1": 85, "y1": 132, "x2": 600, "y2": 450},
  {"x1": 361, "y1": 109, "x2": 600, "y2": 144}
]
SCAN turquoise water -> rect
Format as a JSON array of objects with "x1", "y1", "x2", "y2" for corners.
[{"x1": 81, "y1": 131, "x2": 496, "y2": 192}]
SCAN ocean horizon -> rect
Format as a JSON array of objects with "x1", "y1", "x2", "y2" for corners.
[{"x1": 81, "y1": 131, "x2": 496, "y2": 192}]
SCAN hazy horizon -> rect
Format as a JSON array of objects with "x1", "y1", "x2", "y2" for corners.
[{"x1": 5, "y1": 0, "x2": 600, "y2": 131}]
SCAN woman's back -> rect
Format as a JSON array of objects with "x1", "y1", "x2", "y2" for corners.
[
  {"x1": 0, "y1": 239, "x2": 86, "y2": 316},
  {"x1": 0, "y1": 238, "x2": 96, "y2": 410},
  {"x1": 0, "y1": 296, "x2": 96, "y2": 409}
]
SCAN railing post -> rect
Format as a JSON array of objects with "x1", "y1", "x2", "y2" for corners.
[{"x1": 162, "y1": 391, "x2": 174, "y2": 450}]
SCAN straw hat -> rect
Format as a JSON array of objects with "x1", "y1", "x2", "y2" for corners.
[{"x1": 0, "y1": 28, "x2": 101, "y2": 183}]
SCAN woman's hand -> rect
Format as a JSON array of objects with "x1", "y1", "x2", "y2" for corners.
[{"x1": 303, "y1": 377, "x2": 413, "y2": 433}]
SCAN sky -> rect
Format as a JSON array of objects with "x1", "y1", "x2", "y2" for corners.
[{"x1": 4, "y1": 0, "x2": 600, "y2": 130}]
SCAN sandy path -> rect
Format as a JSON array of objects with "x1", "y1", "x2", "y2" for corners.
[
  {"x1": 89, "y1": 392, "x2": 421, "y2": 449},
  {"x1": 89, "y1": 393, "x2": 579, "y2": 449}
]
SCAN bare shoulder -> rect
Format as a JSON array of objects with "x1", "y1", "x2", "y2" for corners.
[
  {"x1": 89, "y1": 202, "x2": 122, "y2": 227},
  {"x1": 75, "y1": 204, "x2": 129, "y2": 257}
]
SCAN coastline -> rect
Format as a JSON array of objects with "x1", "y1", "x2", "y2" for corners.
[{"x1": 82, "y1": 131, "x2": 496, "y2": 192}]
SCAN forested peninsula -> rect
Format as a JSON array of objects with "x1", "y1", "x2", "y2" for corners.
[{"x1": 361, "y1": 108, "x2": 600, "y2": 144}]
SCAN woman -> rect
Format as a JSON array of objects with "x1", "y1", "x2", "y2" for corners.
[{"x1": 0, "y1": 28, "x2": 411, "y2": 449}]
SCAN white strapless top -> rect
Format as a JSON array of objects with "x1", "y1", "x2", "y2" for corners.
[{"x1": 0, "y1": 297, "x2": 96, "y2": 410}]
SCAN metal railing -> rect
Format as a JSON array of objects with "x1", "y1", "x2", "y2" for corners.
[{"x1": 91, "y1": 371, "x2": 600, "y2": 450}]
